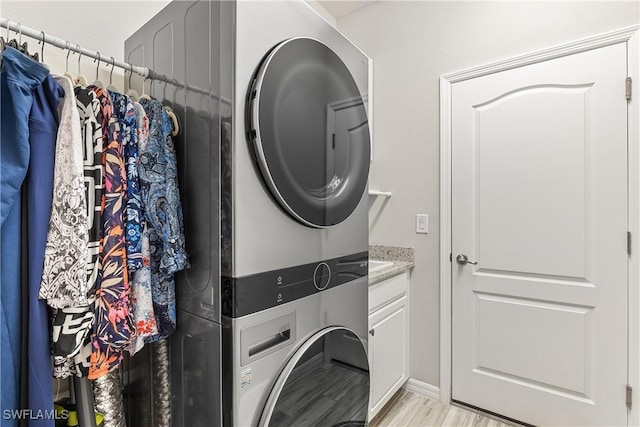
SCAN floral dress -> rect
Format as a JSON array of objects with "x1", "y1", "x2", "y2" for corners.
[
  {"x1": 110, "y1": 92, "x2": 144, "y2": 272},
  {"x1": 139, "y1": 98, "x2": 188, "y2": 341},
  {"x1": 128, "y1": 101, "x2": 158, "y2": 355},
  {"x1": 88, "y1": 87, "x2": 136, "y2": 380}
]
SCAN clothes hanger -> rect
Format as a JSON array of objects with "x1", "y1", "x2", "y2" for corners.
[
  {"x1": 13, "y1": 24, "x2": 36, "y2": 60},
  {"x1": 165, "y1": 79, "x2": 180, "y2": 137},
  {"x1": 0, "y1": 20, "x2": 11, "y2": 51},
  {"x1": 140, "y1": 76, "x2": 152, "y2": 100},
  {"x1": 7, "y1": 24, "x2": 19, "y2": 50},
  {"x1": 17, "y1": 24, "x2": 36, "y2": 60},
  {"x1": 106, "y1": 57, "x2": 120, "y2": 93},
  {"x1": 38, "y1": 31, "x2": 49, "y2": 70},
  {"x1": 74, "y1": 45, "x2": 88, "y2": 87},
  {"x1": 160, "y1": 80, "x2": 180, "y2": 136},
  {"x1": 126, "y1": 64, "x2": 140, "y2": 101},
  {"x1": 93, "y1": 52, "x2": 106, "y2": 89},
  {"x1": 15, "y1": 24, "x2": 25, "y2": 52},
  {"x1": 63, "y1": 42, "x2": 74, "y2": 82}
]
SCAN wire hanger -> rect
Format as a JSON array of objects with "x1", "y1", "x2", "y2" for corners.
[
  {"x1": 0, "y1": 20, "x2": 10, "y2": 51},
  {"x1": 63, "y1": 42, "x2": 74, "y2": 81},
  {"x1": 14, "y1": 24, "x2": 34, "y2": 59},
  {"x1": 93, "y1": 52, "x2": 105, "y2": 89},
  {"x1": 17, "y1": 24, "x2": 35, "y2": 60},
  {"x1": 39, "y1": 31, "x2": 49, "y2": 69},
  {"x1": 126, "y1": 64, "x2": 140, "y2": 101},
  {"x1": 5, "y1": 24, "x2": 17, "y2": 50},
  {"x1": 140, "y1": 76, "x2": 151, "y2": 100},
  {"x1": 75, "y1": 44, "x2": 88, "y2": 87},
  {"x1": 106, "y1": 57, "x2": 119, "y2": 93}
]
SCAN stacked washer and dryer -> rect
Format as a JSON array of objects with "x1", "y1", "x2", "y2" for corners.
[{"x1": 126, "y1": 1, "x2": 371, "y2": 426}]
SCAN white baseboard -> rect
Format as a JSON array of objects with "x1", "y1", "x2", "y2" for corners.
[{"x1": 403, "y1": 378, "x2": 440, "y2": 401}]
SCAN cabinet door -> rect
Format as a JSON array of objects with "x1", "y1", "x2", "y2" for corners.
[{"x1": 369, "y1": 295, "x2": 409, "y2": 418}]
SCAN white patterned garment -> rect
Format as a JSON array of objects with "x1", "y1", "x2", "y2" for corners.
[
  {"x1": 128, "y1": 101, "x2": 158, "y2": 355},
  {"x1": 40, "y1": 75, "x2": 89, "y2": 308}
]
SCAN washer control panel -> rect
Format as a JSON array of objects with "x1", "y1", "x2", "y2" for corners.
[{"x1": 222, "y1": 251, "x2": 367, "y2": 317}]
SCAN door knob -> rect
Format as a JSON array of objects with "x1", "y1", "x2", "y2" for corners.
[{"x1": 456, "y1": 254, "x2": 478, "y2": 265}]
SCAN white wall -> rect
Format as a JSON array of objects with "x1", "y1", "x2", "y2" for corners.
[
  {"x1": 0, "y1": 1, "x2": 171, "y2": 90},
  {"x1": 305, "y1": 0, "x2": 338, "y2": 27},
  {"x1": 4, "y1": 0, "x2": 639, "y2": 393},
  {"x1": 337, "y1": 1, "x2": 640, "y2": 387}
]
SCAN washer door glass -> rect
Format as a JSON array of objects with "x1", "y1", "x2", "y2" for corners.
[
  {"x1": 259, "y1": 327, "x2": 370, "y2": 427},
  {"x1": 249, "y1": 37, "x2": 370, "y2": 228}
]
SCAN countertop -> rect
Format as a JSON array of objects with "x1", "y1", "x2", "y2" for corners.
[
  {"x1": 368, "y1": 245, "x2": 415, "y2": 286},
  {"x1": 368, "y1": 260, "x2": 414, "y2": 285}
]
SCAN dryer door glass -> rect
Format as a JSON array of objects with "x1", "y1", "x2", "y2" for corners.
[
  {"x1": 249, "y1": 37, "x2": 370, "y2": 228},
  {"x1": 259, "y1": 327, "x2": 369, "y2": 427}
]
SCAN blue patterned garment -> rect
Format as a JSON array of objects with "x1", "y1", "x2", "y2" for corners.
[
  {"x1": 110, "y1": 91, "x2": 143, "y2": 272},
  {"x1": 138, "y1": 98, "x2": 188, "y2": 341}
]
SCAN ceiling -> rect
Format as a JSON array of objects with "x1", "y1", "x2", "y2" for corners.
[{"x1": 317, "y1": 1, "x2": 378, "y2": 19}]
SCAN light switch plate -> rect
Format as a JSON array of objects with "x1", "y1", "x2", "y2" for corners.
[{"x1": 416, "y1": 214, "x2": 429, "y2": 234}]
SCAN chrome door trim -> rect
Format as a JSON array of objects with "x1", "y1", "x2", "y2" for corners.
[
  {"x1": 257, "y1": 325, "x2": 369, "y2": 427},
  {"x1": 249, "y1": 36, "x2": 365, "y2": 229}
]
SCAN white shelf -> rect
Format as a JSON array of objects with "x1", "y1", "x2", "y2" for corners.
[{"x1": 369, "y1": 190, "x2": 392, "y2": 198}]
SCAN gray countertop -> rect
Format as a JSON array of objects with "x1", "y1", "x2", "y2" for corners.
[
  {"x1": 368, "y1": 260, "x2": 414, "y2": 286},
  {"x1": 368, "y1": 245, "x2": 415, "y2": 286}
]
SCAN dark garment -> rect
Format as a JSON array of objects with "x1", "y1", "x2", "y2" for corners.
[
  {"x1": 76, "y1": 87, "x2": 104, "y2": 294},
  {"x1": 0, "y1": 46, "x2": 49, "y2": 427},
  {"x1": 109, "y1": 92, "x2": 143, "y2": 271},
  {"x1": 138, "y1": 99, "x2": 187, "y2": 342},
  {"x1": 26, "y1": 73, "x2": 63, "y2": 427},
  {"x1": 88, "y1": 87, "x2": 135, "y2": 380}
]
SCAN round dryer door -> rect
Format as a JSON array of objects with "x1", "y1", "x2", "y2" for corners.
[
  {"x1": 258, "y1": 327, "x2": 370, "y2": 427},
  {"x1": 249, "y1": 37, "x2": 371, "y2": 228}
]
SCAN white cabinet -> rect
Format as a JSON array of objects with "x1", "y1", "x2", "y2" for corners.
[{"x1": 368, "y1": 270, "x2": 410, "y2": 420}]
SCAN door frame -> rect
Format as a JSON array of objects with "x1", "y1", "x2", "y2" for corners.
[{"x1": 439, "y1": 24, "x2": 640, "y2": 423}]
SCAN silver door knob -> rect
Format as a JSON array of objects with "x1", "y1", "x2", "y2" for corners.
[{"x1": 456, "y1": 254, "x2": 478, "y2": 265}]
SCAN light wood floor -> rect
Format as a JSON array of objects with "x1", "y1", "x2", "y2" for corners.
[{"x1": 370, "y1": 389, "x2": 514, "y2": 427}]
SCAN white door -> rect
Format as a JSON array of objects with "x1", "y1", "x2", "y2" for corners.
[{"x1": 451, "y1": 42, "x2": 628, "y2": 426}]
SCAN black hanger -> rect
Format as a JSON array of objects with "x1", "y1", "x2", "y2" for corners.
[
  {"x1": 0, "y1": 22, "x2": 8, "y2": 51},
  {"x1": 4, "y1": 24, "x2": 39, "y2": 61}
]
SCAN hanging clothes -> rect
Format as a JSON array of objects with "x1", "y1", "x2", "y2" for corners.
[
  {"x1": 39, "y1": 75, "x2": 89, "y2": 309},
  {"x1": 0, "y1": 46, "x2": 49, "y2": 427},
  {"x1": 138, "y1": 98, "x2": 188, "y2": 342},
  {"x1": 76, "y1": 86, "x2": 104, "y2": 295},
  {"x1": 88, "y1": 87, "x2": 136, "y2": 380},
  {"x1": 110, "y1": 92, "x2": 144, "y2": 273},
  {"x1": 25, "y1": 71, "x2": 64, "y2": 427},
  {"x1": 51, "y1": 84, "x2": 104, "y2": 379},
  {"x1": 128, "y1": 102, "x2": 158, "y2": 355}
]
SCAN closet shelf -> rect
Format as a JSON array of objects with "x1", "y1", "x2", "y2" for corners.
[{"x1": 369, "y1": 190, "x2": 392, "y2": 198}]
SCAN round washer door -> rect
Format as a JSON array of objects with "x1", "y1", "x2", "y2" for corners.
[
  {"x1": 249, "y1": 37, "x2": 371, "y2": 228},
  {"x1": 258, "y1": 327, "x2": 370, "y2": 427}
]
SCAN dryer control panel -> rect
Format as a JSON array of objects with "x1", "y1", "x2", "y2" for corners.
[{"x1": 222, "y1": 251, "x2": 368, "y2": 317}]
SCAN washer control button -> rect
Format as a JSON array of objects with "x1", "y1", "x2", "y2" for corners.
[{"x1": 313, "y1": 262, "x2": 331, "y2": 290}]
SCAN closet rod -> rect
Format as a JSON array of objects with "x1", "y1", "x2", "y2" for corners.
[
  {"x1": 0, "y1": 18, "x2": 150, "y2": 78},
  {"x1": 0, "y1": 18, "x2": 229, "y2": 102}
]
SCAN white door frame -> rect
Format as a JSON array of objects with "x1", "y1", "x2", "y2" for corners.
[{"x1": 439, "y1": 24, "x2": 640, "y2": 423}]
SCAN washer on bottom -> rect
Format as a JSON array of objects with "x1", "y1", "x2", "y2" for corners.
[{"x1": 224, "y1": 278, "x2": 370, "y2": 427}]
